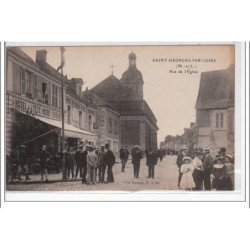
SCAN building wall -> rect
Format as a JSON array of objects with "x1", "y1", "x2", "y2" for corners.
[
  {"x1": 95, "y1": 107, "x2": 120, "y2": 153},
  {"x1": 121, "y1": 120, "x2": 140, "y2": 150},
  {"x1": 196, "y1": 108, "x2": 233, "y2": 154}
]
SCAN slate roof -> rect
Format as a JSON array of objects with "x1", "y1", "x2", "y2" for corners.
[
  {"x1": 195, "y1": 65, "x2": 235, "y2": 110},
  {"x1": 91, "y1": 74, "x2": 135, "y2": 102}
]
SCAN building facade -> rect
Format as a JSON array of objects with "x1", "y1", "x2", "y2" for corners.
[
  {"x1": 90, "y1": 52, "x2": 158, "y2": 151},
  {"x1": 6, "y1": 47, "x2": 98, "y2": 156},
  {"x1": 195, "y1": 65, "x2": 235, "y2": 155}
]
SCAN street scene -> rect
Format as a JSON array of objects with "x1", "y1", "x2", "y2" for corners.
[
  {"x1": 7, "y1": 155, "x2": 179, "y2": 191},
  {"x1": 6, "y1": 44, "x2": 235, "y2": 193}
]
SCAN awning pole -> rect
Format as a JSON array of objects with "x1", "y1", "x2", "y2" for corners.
[{"x1": 22, "y1": 128, "x2": 58, "y2": 145}]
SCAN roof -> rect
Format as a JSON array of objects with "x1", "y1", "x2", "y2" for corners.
[
  {"x1": 82, "y1": 89, "x2": 118, "y2": 111},
  {"x1": 66, "y1": 86, "x2": 95, "y2": 108},
  {"x1": 120, "y1": 65, "x2": 143, "y2": 84},
  {"x1": 195, "y1": 65, "x2": 235, "y2": 110},
  {"x1": 7, "y1": 47, "x2": 37, "y2": 65},
  {"x1": 91, "y1": 74, "x2": 135, "y2": 102},
  {"x1": 36, "y1": 59, "x2": 68, "y2": 82}
]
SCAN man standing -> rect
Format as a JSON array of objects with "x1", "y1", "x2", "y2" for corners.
[
  {"x1": 66, "y1": 146, "x2": 75, "y2": 179},
  {"x1": 98, "y1": 145, "x2": 106, "y2": 183},
  {"x1": 119, "y1": 146, "x2": 129, "y2": 172},
  {"x1": 146, "y1": 147, "x2": 158, "y2": 178},
  {"x1": 39, "y1": 145, "x2": 50, "y2": 182},
  {"x1": 131, "y1": 145, "x2": 143, "y2": 178},
  {"x1": 105, "y1": 144, "x2": 116, "y2": 183},
  {"x1": 202, "y1": 148, "x2": 214, "y2": 190},
  {"x1": 75, "y1": 145, "x2": 87, "y2": 179},
  {"x1": 86, "y1": 145, "x2": 98, "y2": 185},
  {"x1": 176, "y1": 145, "x2": 187, "y2": 188}
]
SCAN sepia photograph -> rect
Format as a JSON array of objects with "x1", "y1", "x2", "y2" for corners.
[{"x1": 4, "y1": 43, "x2": 245, "y2": 201}]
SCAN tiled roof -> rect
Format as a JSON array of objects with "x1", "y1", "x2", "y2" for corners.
[{"x1": 195, "y1": 65, "x2": 235, "y2": 110}]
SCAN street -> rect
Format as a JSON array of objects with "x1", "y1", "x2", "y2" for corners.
[{"x1": 6, "y1": 155, "x2": 179, "y2": 192}]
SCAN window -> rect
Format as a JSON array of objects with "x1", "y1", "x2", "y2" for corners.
[
  {"x1": 26, "y1": 71, "x2": 32, "y2": 94},
  {"x1": 33, "y1": 75, "x2": 38, "y2": 99},
  {"x1": 109, "y1": 118, "x2": 112, "y2": 133},
  {"x1": 68, "y1": 105, "x2": 71, "y2": 124},
  {"x1": 20, "y1": 68, "x2": 26, "y2": 95},
  {"x1": 214, "y1": 111, "x2": 226, "y2": 129},
  {"x1": 88, "y1": 115, "x2": 92, "y2": 131},
  {"x1": 79, "y1": 111, "x2": 82, "y2": 129},
  {"x1": 52, "y1": 84, "x2": 58, "y2": 107}
]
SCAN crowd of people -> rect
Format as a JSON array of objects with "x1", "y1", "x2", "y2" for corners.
[
  {"x1": 177, "y1": 146, "x2": 234, "y2": 191},
  {"x1": 7, "y1": 142, "x2": 234, "y2": 191}
]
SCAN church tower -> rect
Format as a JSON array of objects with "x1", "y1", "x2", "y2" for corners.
[{"x1": 120, "y1": 52, "x2": 144, "y2": 100}]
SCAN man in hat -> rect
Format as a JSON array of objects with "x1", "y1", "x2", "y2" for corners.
[
  {"x1": 202, "y1": 147, "x2": 214, "y2": 190},
  {"x1": 86, "y1": 145, "x2": 98, "y2": 185},
  {"x1": 119, "y1": 145, "x2": 129, "y2": 172},
  {"x1": 131, "y1": 145, "x2": 143, "y2": 178},
  {"x1": 98, "y1": 145, "x2": 106, "y2": 183},
  {"x1": 176, "y1": 145, "x2": 187, "y2": 188},
  {"x1": 75, "y1": 145, "x2": 88, "y2": 180},
  {"x1": 146, "y1": 146, "x2": 158, "y2": 178},
  {"x1": 104, "y1": 143, "x2": 116, "y2": 183},
  {"x1": 38, "y1": 145, "x2": 50, "y2": 182}
]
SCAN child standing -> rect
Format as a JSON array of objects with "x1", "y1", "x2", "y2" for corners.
[{"x1": 179, "y1": 156, "x2": 195, "y2": 190}]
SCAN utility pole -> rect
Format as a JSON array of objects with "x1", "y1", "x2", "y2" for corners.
[{"x1": 61, "y1": 67, "x2": 66, "y2": 181}]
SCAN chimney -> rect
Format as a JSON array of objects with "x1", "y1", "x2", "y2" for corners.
[{"x1": 36, "y1": 50, "x2": 47, "y2": 63}]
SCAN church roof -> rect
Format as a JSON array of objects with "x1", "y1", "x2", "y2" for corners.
[
  {"x1": 195, "y1": 65, "x2": 235, "y2": 110},
  {"x1": 120, "y1": 65, "x2": 143, "y2": 84},
  {"x1": 91, "y1": 74, "x2": 135, "y2": 102}
]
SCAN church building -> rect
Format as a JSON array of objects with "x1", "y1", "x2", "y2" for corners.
[{"x1": 88, "y1": 52, "x2": 158, "y2": 151}]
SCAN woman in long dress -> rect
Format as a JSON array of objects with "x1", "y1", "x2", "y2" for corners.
[
  {"x1": 192, "y1": 149, "x2": 204, "y2": 190},
  {"x1": 179, "y1": 156, "x2": 195, "y2": 190}
]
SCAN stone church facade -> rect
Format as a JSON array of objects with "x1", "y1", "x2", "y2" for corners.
[{"x1": 88, "y1": 52, "x2": 158, "y2": 151}]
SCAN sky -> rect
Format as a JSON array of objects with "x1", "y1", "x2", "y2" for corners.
[{"x1": 20, "y1": 45, "x2": 234, "y2": 144}]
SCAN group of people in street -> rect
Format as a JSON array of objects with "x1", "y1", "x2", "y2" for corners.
[
  {"x1": 177, "y1": 146, "x2": 234, "y2": 191},
  {"x1": 8, "y1": 141, "x2": 234, "y2": 192},
  {"x1": 62, "y1": 143, "x2": 116, "y2": 185}
]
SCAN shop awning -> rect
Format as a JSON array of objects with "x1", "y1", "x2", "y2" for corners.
[
  {"x1": 14, "y1": 109, "x2": 97, "y2": 142},
  {"x1": 35, "y1": 115, "x2": 98, "y2": 141}
]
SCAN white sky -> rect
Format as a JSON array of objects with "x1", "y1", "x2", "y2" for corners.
[{"x1": 20, "y1": 45, "x2": 234, "y2": 145}]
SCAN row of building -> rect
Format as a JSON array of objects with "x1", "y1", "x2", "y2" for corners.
[
  {"x1": 6, "y1": 47, "x2": 158, "y2": 157},
  {"x1": 160, "y1": 64, "x2": 235, "y2": 156}
]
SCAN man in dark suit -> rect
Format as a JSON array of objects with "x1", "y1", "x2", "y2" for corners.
[
  {"x1": 131, "y1": 145, "x2": 143, "y2": 178},
  {"x1": 176, "y1": 145, "x2": 187, "y2": 188},
  {"x1": 202, "y1": 148, "x2": 214, "y2": 190},
  {"x1": 105, "y1": 144, "x2": 116, "y2": 183},
  {"x1": 119, "y1": 146, "x2": 129, "y2": 172}
]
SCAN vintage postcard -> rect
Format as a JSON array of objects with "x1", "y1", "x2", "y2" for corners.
[{"x1": 5, "y1": 42, "x2": 245, "y2": 201}]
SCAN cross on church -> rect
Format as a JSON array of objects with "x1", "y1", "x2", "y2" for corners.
[{"x1": 110, "y1": 64, "x2": 115, "y2": 75}]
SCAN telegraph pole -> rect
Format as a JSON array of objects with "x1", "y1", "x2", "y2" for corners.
[{"x1": 61, "y1": 67, "x2": 66, "y2": 181}]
